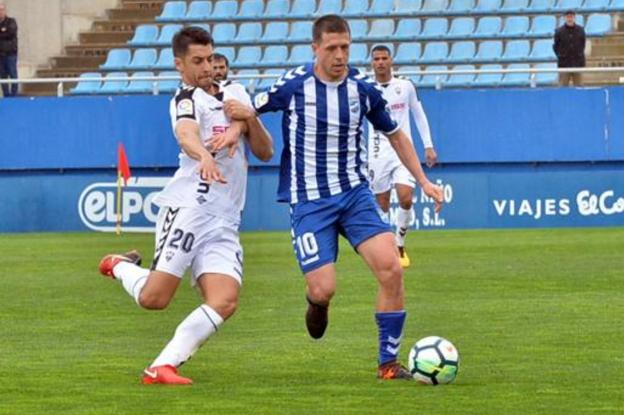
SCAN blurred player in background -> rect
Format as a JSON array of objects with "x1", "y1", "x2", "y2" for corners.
[
  {"x1": 97, "y1": 27, "x2": 272, "y2": 385},
  {"x1": 368, "y1": 45, "x2": 438, "y2": 268},
  {"x1": 212, "y1": 52, "x2": 230, "y2": 84},
  {"x1": 237, "y1": 15, "x2": 443, "y2": 380}
]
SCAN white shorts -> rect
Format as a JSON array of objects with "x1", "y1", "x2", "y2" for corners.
[
  {"x1": 368, "y1": 157, "x2": 416, "y2": 195},
  {"x1": 152, "y1": 206, "x2": 243, "y2": 285}
]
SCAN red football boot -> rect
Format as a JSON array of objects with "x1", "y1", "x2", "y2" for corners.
[
  {"x1": 142, "y1": 365, "x2": 193, "y2": 385},
  {"x1": 98, "y1": 250, "x2": 142, "y2": 279}
]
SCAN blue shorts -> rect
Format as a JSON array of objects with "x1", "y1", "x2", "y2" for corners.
[{"x1": 290, "y1": 184, "x2": 392, "y2": 274}]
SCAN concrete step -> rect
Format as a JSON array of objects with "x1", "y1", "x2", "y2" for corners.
[
  {"x1": 65, "y1": 44, "x2": 123, "y2": 57},
  {"x1": 93, "y1": 19, "x2": 151, "y2": 32},
  {"x1": 79, "y1": 31, "x2": 133, "y2": 45},
  {"x1": 106, "y1": 7, "x2": 160, "y2": 20},
  {"x1": 121, "y1": 0, "x2": 166, "y2": 11},
  {"x1": 49, "y1": 55, "x2": 105, "y2": 69},
  {"x1": 37, "y1": 68, "x2": 96, "y2": 78}
]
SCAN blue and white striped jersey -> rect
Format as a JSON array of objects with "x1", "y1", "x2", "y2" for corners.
[{"x1": 254, "y1": 64, "x2": 399, "y2": 204}]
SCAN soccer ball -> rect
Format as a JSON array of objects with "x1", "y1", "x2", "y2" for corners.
[{"x1": 408, "y1": 336, "x2": 459, "y2": 385}]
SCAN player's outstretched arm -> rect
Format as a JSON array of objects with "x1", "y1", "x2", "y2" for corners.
[
  {"x1": 386, "y1": 128, "x2": 444, "y2": 212},
  {"x1": 175, "y1": 119, "x2": 225, "y2": 184},
  {"x1": 224, "y1": 99, "x2": 274, "y2": 162}
]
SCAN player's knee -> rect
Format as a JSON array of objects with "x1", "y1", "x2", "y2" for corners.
[
  {"x1": 209, "y1": 297, "x2": 238, "y2": 320},
  {"x1": 307, "y1": 283, "x2": 334, "y2": 305},
  {"x1": 377, "y1": 258, "x2": 403, "y2": 287},
  {"x1": 138, "y1": 292, "x2": 171, "y2": 310},
  {"x1": 378, "y1": 199, "x2": 391, "y2": 212},
  {"x1": 398, "y1": 199, "x2": 413, "y2": 210}
]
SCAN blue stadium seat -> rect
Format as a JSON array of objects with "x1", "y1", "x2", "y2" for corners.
[
  {"x1": 501, "y1": 39, "x2": 531, "y2": 61},
  {"x1": 421, "y1": 18, "x2": 449, "y2": 38},
  {"x1": 237, "y1": 0, "x2": 264, "y2": 19},
  {"x1": 316, "y1": 0, "x2": 342, "y2": 14},
  {"x1": 212, "y1": 23, "x2": 237, "y2": 44},
  {"x1": 258, "y1": 69, "x2": 286, "y2": 90},
  {"x1": 500, "y1": 63, "x2": 531, "y2": 86},
  {"x1": 212, "y1": 1, "x2": 239, "y2": 19},
  {"x1": 128, "y1": 25, "x2": 159, "y2": 47},
  {"x1": 235, "y1": 69, "x2": 260, "y2": 90},
  {"x1": 155, "y1": 24, "x2": 183, "y2": 46},
  {"x1": 343, "y1": 0, "x2": 370, "y2": 17},
  {"x1": 529, "y1": 15, "x2": 556, "y2": 37},
  {"x1": 397, "y1": 65, "x2": 421, "y2": 83},
  {"x1": 235, "y1": 22, "x2": 263, "y2": 43},
  {"x1": 156, "y1": 1, "x2": 187, "y2": 22},
  {"x1": 289, "y1": 21, "x2": 314, "y2": 42},
  {"x1": 194, "y1": 23, "x2": 211, "y2": 33},
  {"x1": 350, "y1": 43, "x2": 369, "y2": 65},
  {"x1": 472, "y1": 17, "x2": 502, "y2": 38},
  {"x1": 262, "y1": 22, "x2": 290, "y2": 43},
  {"x1": 502, "y1": 16, "x2": 530, "y2": 38},
  {"x1": 395, "y1": 0, "x2": 424, "y2": 12},
  {"x1": 70, "y1": 72, "x2": 102, "y2": 95},
  {"x1": 501, "y1": 0, "x2": 529, "y2": 11},
  {"x1": 265, "y1": 0, "x2": 290, "y2": 18},
  {"x1": 421, "y1": 0, "x2": 449, "y2": 14},
  {"x1": 125, "y1": 71, "x2": 155, "y2": 94},
  {"x1": 100, "y1": 48, "x2": 131, "y2": 71},
  {"x1": 348, "y1": 19, "x2": 369, "y2": 40},
  {"x1": 394, "y1": 42, "x2": 422, "y2": 64},
  {"x1": 448, "y1": 41, "x2": 476, "y2": 62},
  {"x1": 553, "y1": 0, "x2": 583, "y2": 11},
  {"x1": 585, "y1": 14, "x2": 612, "y2": 35},
  {"x1": 127, "y1": 48, "x2": 158, "y2": 70},
  {"x1": 528, "y1": 39, "x2": 556, "y2": 61},
  {"x1": 448, "y1": 0, "x2": 474, "y2": 14},
  {"x1": 184, "y1": 1, "x2": 212, "y2": 21},
  {"x1": 534, "y1": 62, "x2": 558, "y2": 85},
  {"x1": 290, "y1": 0, "x2": 317, "y2": 18},
  {"x1": 157, "y1": 71, "x2": 180, "y2": 93},
  {"x1": 234, "y1": 46, "x2": 262, "y2": 67},
  {"x1": 448, "y1": 17, "x2": 475, "y2": 37},
  {"x1": 612, "y1": 0, "x2": 624, "y2": 9},
  {"x1": 289, "y1": 45, "x2": 314, "y2": 65},
  {"x1": 528, "y1": 0, "x2": 555, "y2": 11},
  {"x1": 446, "y1": 65, "x2": 475, "y2": 87},
  {"x1": 260, "y1": 45, "x2": 289, "y2": 66},
  {"x1": 370, "y1": 0, "x2": 394, "y2": 14},
  {"x1": 476, "y1": 0, "x2": 502, "y2": 13},
  {"x1": 216, "y1": 47, "x2": 236, "y2": 63},
  {"x1": 367, "y1": 19, "x2": 395, "y2": 40},
  {"x1": 97, "y1": 72, "x2": 129, "y2": 94},
  {"x1": 419, "y1": 65, "x2": 448, "y2": 87},
  {"x1": 473, "y1": 64, "x2": 503, "y2": 86},
  {"x1": 395, "y1": 19, "x2": 422, "y2": 40},
  {"x1": 420, "y1": 41, "x2": 449, "y2": 63},
  {"x1": 474, "y1": 40, "x2": 503, "y2": 61},
  {"x1": 154, "y1": 48, "x2": 174, "y2": 70}
]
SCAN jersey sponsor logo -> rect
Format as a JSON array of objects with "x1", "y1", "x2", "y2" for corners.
[
  {"x1": 254, "y1": 92, "x2": 269, "y2": 109},
  {"x1": 212, "y1": 125, "x2": 228, "y2": 134},
  {"x1": 176, "y1": 98, "x2": 194, "y2": 116},
  {"x1": 390, "y1": 103, "x2": 406, "y2": 110},
  {"x1": 349, "y1": 99, "x2": 360, "y2": 114}
]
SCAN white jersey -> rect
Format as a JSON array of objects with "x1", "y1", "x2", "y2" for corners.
[{"x1": 153, "y1": 83, "x2": 252, "y2": 224}]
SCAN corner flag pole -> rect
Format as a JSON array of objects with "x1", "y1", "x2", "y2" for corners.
[
  {"x1": 116, "y1": 169, "x2": 122, "y2": 235},
  {"x1": 116, "y1": 143, "x2": 132, "y2": 235}
]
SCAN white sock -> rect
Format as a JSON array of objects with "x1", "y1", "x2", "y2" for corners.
[
  {"x1": 151, "y1": 304, "x2": 224, "y2": 368},
  {"x1": 113, "y1": 261, "x2": 150, "y2": 304},
  {"x1": 395, "y1": 207, "x2": 413, "y2": 247}
]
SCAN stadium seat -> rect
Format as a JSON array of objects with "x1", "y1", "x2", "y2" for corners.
[
  {"x1": 154, "y1": 48, "x2": 174, "y2": 70},
  {"x1": 448, "y1": 17, "x2": 475, "y2": 38},
  {"x1": 265, "y1": 0, "x2": 290, "y2": 17},
  {"x1": 212, "y1": 0, "x2": 239, "y2": 19},
  {"x1": 472, "y1": 17, "x2": 502, "y2": 38},
  {"x1": 260, "y1": 45, "x2": 289, "y2": 66},
  {"x1": 419, "y1": 65, "x2": 448, "y2": 87},
  {"x1": 289, "y1": 21, "x2": 314, "y2": 42},
  {"x1": 155, "y1": 24, "x2": 183, "y2": 46},
  {"x1": 350, "y1": 43, "x2": 369, "y2": 65},
  {"x1": 70, "y1": 72, "x2": 102, "y2": 95},
  {"x1": 184, "y1": 1, "x2": 212, "y2": 21},
  {"x1": 237, "y1": 0, "x2": 264, "y2": 19},
  {"x1": 421, "y1": 0, "x2": 449, "y2": 14},
  {"x1": 235, "y1": 69, "x2": 260, "y2": 90},
  {"x1": 395, "y1": 19, "x2": 422, "y2": 40},
  {"x1": 235, "y1": 22, "x2": 263, "y2": 43},
  {"x1": 421, "y1": 18, "x2": 449, "y2": 38},
  {"x1": 394, "y1": 42, "x2": 422, "y2": 64},
  {"x1": 216, "y1": 47, "x2": 236, "y2": 63},
  {"x1": 128, "y1": 25, "x2": 159, "y2": 47},
  {"x1": 501, "y1": 0, "x2": 529, "y2": 11},
  {"x1": 612, "y1": 0, "x2": 624, "y2": 9},
  {"x1": 316, "y1": 0, "x2": 342, "y2": 15},
  {"x1": 448, "y1": 41, "x2": 476, "y2": 62},
  {"x1": 397, "y1": 65, "x2": 421, "y2": 83},
  {"x1": 289, "y1": 45, "x2": 314, "y2": 65},
  {"x1": 502, "y1": 16, "x2": 530, "y2": 38},
  {"x1": 127, "y1": 48, "x2": 158, "y2": 70},
  {"x1": 420, "y1": 41, "x2": 449, "y2": 63},
  {"x1": 585, "y1": 14, "x2": 612, "y2": 35},
  {"x1": 534, "y1": 62, "x2": 558, "y2": 85},
  {"x1": 475, "y1": 0, "x2": 502, "y2": 13},
  {"x1": 446, "y1": 65, "x2": 475, "y2": 87},
  {"x1": 212, "y1": 23, "x2": 237, "y2": 44},
  {"x1": 348, "y1": 19, "x2": 369, "y2": 40},
  {"x1": 528, "y1": 0, "x2": 555, "y2": 12},
  {"x1": 366, "y1": 19, "x2": 395, "y2": 40},
  {"x1": 500, "y1": 63, "x2": 531, "y2": 86},
  {"x1": 552, "y1": 0, "x2": 583, "y2": 11},
  {"x1": 157, "y1": 71, "x2": 180, "y2": 93},
  {"x1": 448, "y1": 0, "x2": 475, "y2": 14},
  {"x1": 262, "y1": 22, "x2": 290, "y2": 43},
  {"x1": 473, "y1": 64, "x2": 503, "y2": 86},
  {"x1": 529, "y1": 15, "x2": 556, "y2": 37},
  {"x1": 343, "y1": 0, "x2": 370, "y2": 17},
  {"x1": 528, "y1": 40, "x2": 556, "y2": 61},
  {"x1": 290, "y1": 0, "x2": 317, "y2": 18},
  {"x1": 258, "y1": 69, "x2": 285, "y2": 90},
  {"x1": 156, "y1": 1, "x2": 187, "y2": 22},
  {"x1": 501, "y1": 39, "x2": 531, "y2": 61},
  {"x1": 100, "y1": 48, "x2": 131, "y2": 71},
  {"x1": 234, "y1": 46, "x2": 262, "y2": 67},
  {"x1": 97, "y1": 72, "x2": 129, "y2": 94},
  {"x1": 125, "y1": 71, "x2": 155, "y2": 94},
  {"x1": 474, "y1": 40, "x2": 503, "y2": 61},
  {"x1": 395, "y1": 0, "x2": 424, "y2": 12},
  {"x1": 370, "y1": 0, "x2": 394, "y2": 14}
]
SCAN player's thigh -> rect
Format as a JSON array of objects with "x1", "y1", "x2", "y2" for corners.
[
  {"x1": 357, "y1": 232, "x2": 402, "y2": 285},
  {"x1": 196, "y1": 273, "x2": 240, "y2": 319},
  {"x1": 369, "y1": 159, "x2": 394, "y2": 196},
  {"x1": 375, "y1": 190, "x2": 392, "y2": 212},
  {"x1": 305, "y1": 262, "x2": 337, "y2": 301},
  {"x1": 339, "y1": 185, "x2": 392, "y2": 252},
  {"x1": 140, "y1": 270, "x2": 182, "y2": 308},
  {"x1": 395, "y1": 184, "x2": 415, "y2": 208}
]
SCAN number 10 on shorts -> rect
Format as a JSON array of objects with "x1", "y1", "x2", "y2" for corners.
[{"x1": 295, "y1": 232, "x2": 320, "y2": 266}]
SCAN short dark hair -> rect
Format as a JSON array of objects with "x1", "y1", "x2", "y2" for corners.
[
  {"x1": 172, "y1": 26, "x2": 214, "y2": 57},
  {"x1": 213, "y1": 53, "x2": 229, "y2": 67},
  {"x1": 565, "y1": 9, "x2": 576, "y2": 15},
  {"x1": 371, "y1": 44, "x2": 392, "y2": 56},
  {"x1": 312, "y1": 14, "x2": 351, "y2": 43}
]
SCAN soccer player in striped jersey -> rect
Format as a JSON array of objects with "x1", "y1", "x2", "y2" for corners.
[
  {"x1": 368, "y1": 44, "x2": 438, "y2": 268},
  {"x1": 238, "y1": 15, "x2": 443, "y2": 379},
  {"x1": 97, "y1": 27, "x2": 273, "y2": 385}
]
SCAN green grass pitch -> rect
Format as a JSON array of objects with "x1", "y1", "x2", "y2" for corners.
[{"x1": 1, "y1": 228, "x2": 623, "y2": 414}]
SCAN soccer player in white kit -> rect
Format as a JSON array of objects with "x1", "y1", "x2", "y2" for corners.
[
  {"x1": 97, "y1": 27, "x2": 273, "y2": 385},
  {"x1": 368, "y1": 45, "x2": 438, "y2": 268}
]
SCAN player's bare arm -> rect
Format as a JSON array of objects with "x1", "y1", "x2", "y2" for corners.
[
  {"x1": 425, "y1": 148, "x2": 438, "y2": 168},
  {"x1": 386, "y1": 128, "x2": 444, "y2": 212},
  {"x1": 175, "y1": 119, "x2": 225, "y2": 184},
  {"x1": 223, "y1": 99, "x2": 273, "y2": 162},
  {"x1": 209, "y1": 120, "x2": 247, "y2": 157}
]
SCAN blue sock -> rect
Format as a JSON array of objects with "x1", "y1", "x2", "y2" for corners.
[{"x1": 375, "y1": 311, "x2": 406, "y2": 365}]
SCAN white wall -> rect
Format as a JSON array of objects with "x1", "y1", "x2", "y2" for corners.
[{"x1": 2, "y1": 0, "x2": 118, "y2": 78}]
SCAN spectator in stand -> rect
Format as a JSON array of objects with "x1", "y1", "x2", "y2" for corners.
[
  {"x1": 212, "y1": 53, "x2": 230, "y2": 84},
  {"x1": 553, "y1": 10, "x2": 586, "y2": 87},
  {"x1": 0, "y1": 2, "x2": 18, "y2": 97}
]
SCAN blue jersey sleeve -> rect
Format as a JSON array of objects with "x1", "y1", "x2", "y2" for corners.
[
  {"x1": 365, "y1": 84, "x2": 399, "y2": 135},
  {"x1": 253, "y1": 72, "x2": 293, "y2": 114}
]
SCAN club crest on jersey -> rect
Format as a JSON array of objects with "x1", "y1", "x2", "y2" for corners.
[
  {"x1": 177, "y1": 99, "x2": 194, "y2": 116},
  {"x1": 349, "y1": 99, "x2": 359, "y2": 114},
  {"x1": 254, "y1": 92, "x2": 269, "y2": 109},
  {"x1": 395, "y1": 86, "x2": 402, "y2": 95}
]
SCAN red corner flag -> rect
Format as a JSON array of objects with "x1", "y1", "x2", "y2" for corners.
[{"x1": 117, "y1": 143, "x2": 131, "y2": 185}]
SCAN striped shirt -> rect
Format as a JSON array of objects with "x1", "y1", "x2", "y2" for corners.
[{"x1": 254, "y1": 64, "x2": 399, "y2": 204}]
